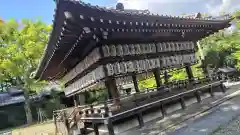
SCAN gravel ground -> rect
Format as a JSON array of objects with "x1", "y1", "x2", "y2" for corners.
[{"x1": 211, "y1": 115, "x2": 240, "y2": 135}]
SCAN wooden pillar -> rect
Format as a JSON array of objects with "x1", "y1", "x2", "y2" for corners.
[
  {"x1": 195, "y1": 91, "x2": 201, "y2": 103},
  {"x1": 185, "y1": 64, "x2": 194, "y2": 83},
  {"x1": 160, "y1": 103, "x2": 167, "y2": 117},
  {"x1": 164, "y1": 71, "x2": 169, "y2": 84},
  {"x1": 104, "y1": 102, "x2": 109, "y2": 117},
  {"x1": 180, "y1": 97, "x2": 186, "y2": 110},
  {"x1": 107, "y1": 89, "x2": 113, "y2": 99},
  {"x1": 153, "y1": 68, "x2": 162, "y2": 89},
  {"x1": 106, "y1": 119, "x2": 115, "y2": 135},
  {"x1": 100, "y1": 44, "x2": 118, "y2": 100},
  {"x1": 132, "y1": 74, "x2": 140, "y2": 93},
  {"x1": 220, "y1": 83, "x2": 226, "y2": 93},
  {"x1": 80, "y1": 127, "x2": 86, "y2": 135},
  {"x1": 137, "y1": 113, "x2": 144, "y2": 128},
  {"x1": 73, "y1": 95, "x2": 78, "y2": 107},
  {"x1": 53, "y1": 114, "x2": 57, "y2": 134},
  {"x1": 105, "y1": 77, "x2": 120, "y2": 102},
  {"x1": 104, "y1": 79, "x2": 113, "y2": 99},
  {"x1": 63, "y1": 111, "x2": 70, "y2": 135},
  {"x1": 209, "y1": 86, "x2": 214, "y2": 97},
  {"x1": 93, "y1": 123, "x2": 99, "y2": 135},
  {"x1": 78, "y1": 93, "x2": 86, "y2": 105},
  {"x1": 75, "y1": 94, "x2": 84, "y2": 106}
]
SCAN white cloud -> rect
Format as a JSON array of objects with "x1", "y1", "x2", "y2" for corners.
[
  {"x1": 117, "y1": 0, "x2": 208, "y2": 15},
  {"x1": 206, "y1": 0, "x2": 240, "y2": 15},
  {"x1": 118, "y1": 0, "x2": 203, "y2": 5},
  {"x1": 116, "y1": 0, "x2": 240, "y2": 15}
]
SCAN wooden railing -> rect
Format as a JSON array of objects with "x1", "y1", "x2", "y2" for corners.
[{"x1": 54, "y1": 76, "x2": 225, "y2": 135}]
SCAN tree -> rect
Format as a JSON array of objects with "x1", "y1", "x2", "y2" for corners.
[
  {"x1": 0, "y1": 19, "x2": 51, "y2": 124},
  {"x1": 198, "y1": 10, "x2": 240, "y2": 70}
]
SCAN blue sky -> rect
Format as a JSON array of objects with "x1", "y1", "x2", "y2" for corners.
[
  {"x1": 0, "y1": 0, "x2": 117, "y2": 24},
  {"x1": 0, "y1": 0, "x2": 239, "y2": 24},
  {"x1": 0, "y1": 0, "x2": 55, "y2": 24}
]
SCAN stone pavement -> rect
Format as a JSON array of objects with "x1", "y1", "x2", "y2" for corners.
[
  {"x1": 121, "y1": 85, "x2": 240, "y2": 135},
  {"x1": 211, "y1": 114, "x2": 240, "y2": 135},
  {"x1": 165, "y1": 95, "x2": 240, "y2": 135}
]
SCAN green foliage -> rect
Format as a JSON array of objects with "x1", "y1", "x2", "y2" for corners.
[
  {"x1": 85, "y1": 89, "x2": 108, "y2": 104},
  {"x1": 199, "y1": 11, "x2": 240, "y2": 69},
  {"x1": 0, "y1": 19, "x2": 51, "y2": 90},
  {"x1": 0, "y1": 19, "x2": 51, "y2": 124},
  {"x1": 192, "y1": 64, "x2": 204, "y2": 78},
  {"x1": 138, "y1": 64, "x2": 204, "y2": 89},
  {"x1": 139, "y1": 77, "x2": 156, "y2": 89},
  {"x1": 169, "y1": 69, "x2": 187, "y2": 81}
]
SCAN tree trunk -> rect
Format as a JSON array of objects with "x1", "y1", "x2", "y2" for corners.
[
  {"x1": 22, "y1": 67, "x2": 35, "y2": 124},
  {"x1": 23, "y1": 90, "x2": 33, "y2": 124}
]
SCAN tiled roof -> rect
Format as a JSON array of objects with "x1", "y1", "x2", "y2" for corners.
[{"x1": 0, "y1": 91, "x2": 51, "y2": 107}]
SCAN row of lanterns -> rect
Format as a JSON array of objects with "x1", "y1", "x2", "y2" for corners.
[
  {"x1": 63, "y1": 41, "x2": 196, "y2": 83},
  {"x1": 65, "y1": 66, "x2": 105, "y2": 95},
  {"x1": 161, "y1": 53, "x2": 197, "y2": 67},
  {"x1": 102, "y1": 41, "x2": 195, "y2": 57},
  {"x1": 106, "y1": 53, "x2": 196, "y2": 76},
  {"x1": 106, "y1": 58, "x2": 160, "y2": 76},
  {"x1": 63, "y1": 48, "x2": 101, "y2": 83},
  {"x1": 64, "y1": 53, "x2": 196, "y2": 94},
  {"x1": 102, "y1": 43, "x2": 156, "y2": 57},
  {"x1": 65, "y1": 52, "x2": 197, "y2": 93},
  {"x1": 156, "y1": 41, "x2": 195, "y2": 52}
]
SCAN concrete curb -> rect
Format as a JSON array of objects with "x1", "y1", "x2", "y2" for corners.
[{"x1": 159, "y1": 89, "x2": 240, "y2": 134}]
